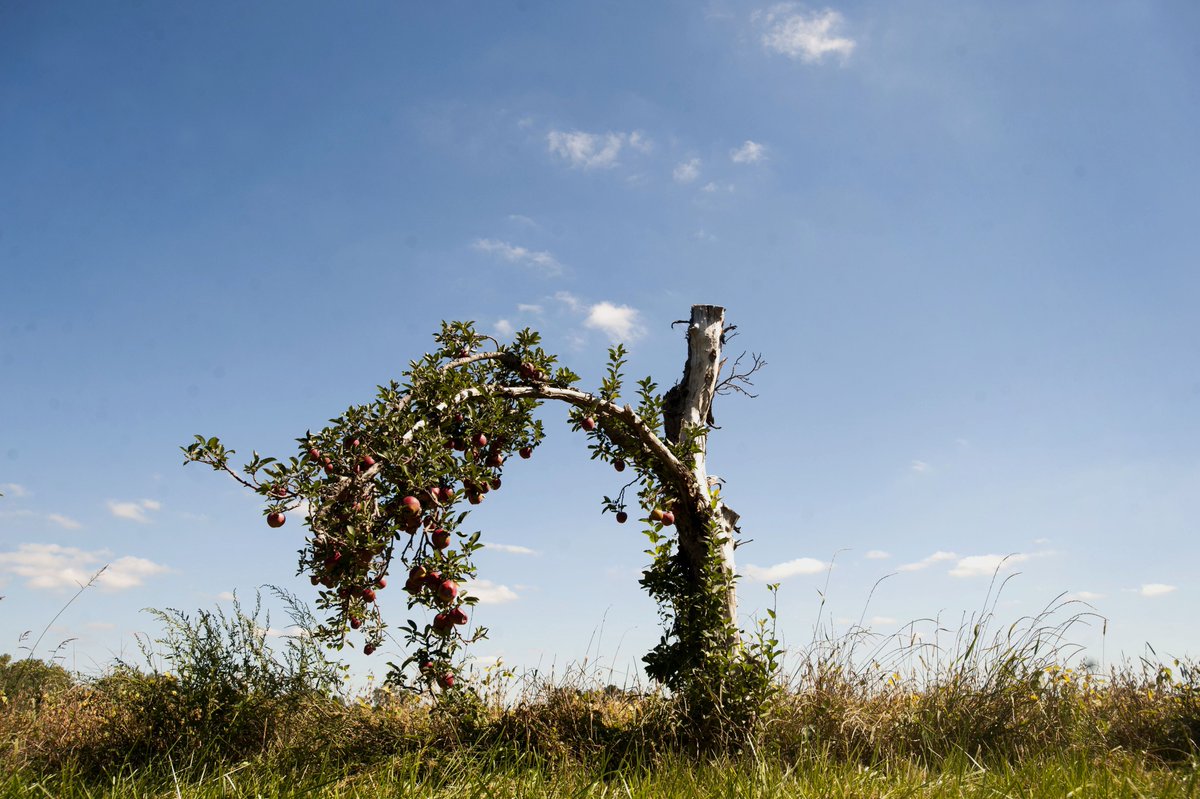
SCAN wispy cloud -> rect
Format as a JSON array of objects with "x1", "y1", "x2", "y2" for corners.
[
  {"x1": 0, "y1": 543, "x2": 168, "y2": 591},
  {"x1": 673, "y1": 158, "x2": 702, "y2": 184},
  {"x1": 494, "y1": 319, "x2": 515, "y2": 338},
  {"x1": 897, "y1": 550, "x2": 957, "y2": 572},
  {"x1": 46, "y1": 513, "x2": 82, "y2": 530},
  {"x1": 554, "y1": 291, "x2": 582, "y2": 312},
  {"x1": 517, "y1": 303, "x2": 544, "y2": 315},
  {"x1": 742, "y1": 557, "x2": 827, "y2": 581},
  {"x1": 472, "y1": 239, "x2": 563, "y2": 276},
  {"x1": 107, "y1": 499, "x2": 161, "y2": 524},
  {"x1": 465, "y1": 579, "x2": 519, "y2": 604},
  {"x1": 865, "y1": 549, "x2": 890, "y2": 560},
  {"x1": 910, "y1": 460, "x2": 930, "y2": 473},
  {"x1": 0, "y1": 483, "x2": 29, "y2": 498},
  {"x1": 948, "y1": 553, "x2": 1032, "y2": 578},
  {"x1": 584, "y1": 302, "x2": 645, "y2": 343},
  {"x1": 755, "y1": 5, "x2": 856, "y2": 64},
  {"x1": 546, "y1": 129, "x2": 650, "y2": 169},
  {"x1": 1139, "y1": 583, "x2": 1177, "y2": 598},
  {"x1": 485, "y1": 543, "x2": 538, "y2": 555},
  {"x1": 730, "y1": 140, "x2": 766, "y2": 164},
  {"x1": 508, "y1": 214, "x2": 539, "y2": 228}
]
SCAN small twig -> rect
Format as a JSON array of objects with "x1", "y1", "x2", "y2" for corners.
[{"x1": 715, "y1": 351, "x2": 766, "y2": 398}]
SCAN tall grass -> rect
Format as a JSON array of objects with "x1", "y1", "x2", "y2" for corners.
[{"x1": 1, "y1": 585, "x2": 1198, "y2": 795}]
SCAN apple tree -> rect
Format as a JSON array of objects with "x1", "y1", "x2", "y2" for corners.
[{"x1": 183, "y1": 304, "x2": 776, "y2": 728}]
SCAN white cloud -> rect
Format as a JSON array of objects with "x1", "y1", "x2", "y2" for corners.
[
  {"x1": 910, "y1": 460, "x2": 930, "y2": 473},
  {"x1": 265, "y1": 625, "x2": 310, "y2": 639},
  {"x1": 495, "y1": 319, "x2": 515, "y2": 338},
  {"x1": 0, "y1": 543, "x2": 168, "y2": 591},
  {"x1": 1140, "y1": 583, "x2": 1177, "y2": 598},
  {"x1": 673, "y1": 158, "x2": 702, "y2": 184},
  {"x1": 755, "y1": 5, "x2": 856, "y2": 64},
  {"x1": 472, "y1": 239, "x2": 563, "y2": 276},
  {"x1": 485, "y1": 543, "x2": 538, "y2": 555},
  {"x1": 554, "y1": 291, "x2": 582, "y2": 312},
  {"x1": 865, "y1": 549, "x2": 890, "y2": 560},
  {"x1": 897, "y1": 550, "x2": 957, "y2": 572},
  {"x1": 584, "y1": 302, "x2": 645, "y2": 343},
  {"x1": 517, "y1": 303, "x2": 543, "y2": 314},
  {"x1": 627, "y1": 131, "x2": 653, "y2": 153},
  {"x1": 508, "y1": 214, "x2": 539, "y2": 228},
  {"x1": 216, "y1": 591, "x2": 236, "y2": 601},
  {"x1": 46, "y1": 513, "x2": 82, "y2": 530},
  {"x1": 1, "y1": 483, "x2": 29, "y2": 498},
  {"x1": 547, "y1": 130, "x2": 632, "y2": 169},
  {"x1": 464, "y1": 579, "x2": 519, "y2": 604},
  {"x1": 742, "y1": 557, "x2": 827, "y2": 581},
  {"x1": 948, "y1": 553, "x2": 1031, "y2": 578},
  {"x1": 730, "y1": 140, "x2": 766, "y2": 164},
  {"x1": 107, "y1": 499, "x2": 161, "y2": 524}
]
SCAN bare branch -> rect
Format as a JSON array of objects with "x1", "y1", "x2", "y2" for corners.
[{"x1": 715, "y1": 351, "x2": 766, "y2": 399}]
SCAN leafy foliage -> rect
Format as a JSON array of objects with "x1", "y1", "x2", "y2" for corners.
[{"x1": 182, "y1": 319, "x2": 776, "y2": 740}]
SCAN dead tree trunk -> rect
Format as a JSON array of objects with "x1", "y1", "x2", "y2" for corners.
[{"x1": 663, "y1": 304, "x2": 740, "y2": 641}]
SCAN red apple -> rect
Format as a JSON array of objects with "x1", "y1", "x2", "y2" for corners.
[
  {"x1": 400, "y1": 496, "x2": 421, "y2": 516},
  {"x1": 309, "y1": 575, "x2": 320, "y2": 586},
  {"x1": 404, "y1": 576, "x2": 424, "y2": 595},
  {"x1": 439, "y1": 673, "x2": 455, "y2": 689},
  {"x1": 409, "y1": 565, "x2": 427, "y2": 580},
  {"x1": 431, "y1": 529, "x2": 451, "y2": 550},
  {"x1": 474, "y1": 433, "x2": 488, "y2": 448},
  {"x1": 364, "y1": 643, "x2": 376, "y2": 656},
  {"x1": 519, "y1": 446, "x2": 532, "y2": 459},
  {"x1": 661, "y1": 511, "x2": 675, "y2": 526},
  {"x1": 437, "y1": 579, "x2": 458, "y2": 604},
  {"x1": 613, "y1": 459, "x2": 626, "y2": 472},
  {"x1": 489, "y1": 478, "x2": 501, "y2": 491},
  {"x1": 308, "y1": 448, "x2": 321, "y2": 460},
  {"x1": 323, "y1": 463, "x2": 335, "y2": 476},
  {"x1": 486, "y1": 453, "x2": 503, "y2": 468},
  {"x1": 361, "y1": 455, "x2": 376, "y2": 468},
  {"x1": 450, "y1": 607, "x2": 468, "y2": 625},
  {"x1": 344, "y1": 435, "x2": 360, "y2": 448},
  {"x1": 350, "y1": 617, "x2": 362, "y2": 630},
  {"x1": 432, "y1": 613, "x2": 453, "y2": 636},
  {"x1": 267, "y1": 512, "x2": 286, "y2": 528},
  {"x1": 616, "y1": 511, "x2": 628, "y2": 524},
  {"x1": 273, "y1": 485, "x2": 289, "y2": 497},
  {"x1": 468, "y1": 493, "x2": 483, "y2": 505},
  {"x1": 581, "y1": 416, "x2": 596, "y2": 431},
  {"x1": 423, "y1": 570, "x2": 442, "y2": 589},
  {"x1": 376, "y1": 576, "x2": 387, "y2": 589},
  {"x1": 362, "y1": 587, "x2": 376, "y2": 603}
]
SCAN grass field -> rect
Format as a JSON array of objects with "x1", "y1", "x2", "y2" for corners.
[{"x1": 3, "y1": 591, "x2": 1198, "y2": 797}]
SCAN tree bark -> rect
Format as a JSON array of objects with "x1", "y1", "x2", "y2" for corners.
[{"x1": 662, "y1": 304, "x2": 740, "y2": 639}]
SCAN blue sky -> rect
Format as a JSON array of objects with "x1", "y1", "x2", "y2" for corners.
[{"x1": 2, "y1": 1, "x2": 1197, "y2": 683}]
